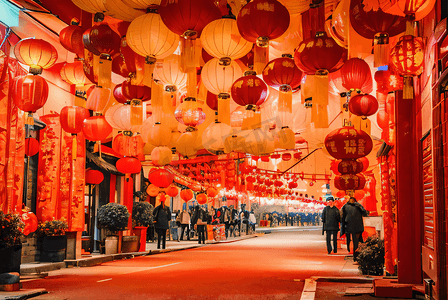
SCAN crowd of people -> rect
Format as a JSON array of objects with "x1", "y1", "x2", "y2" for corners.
[
  {"x1": 261, "y1": 211, "x2": 322, "y2": 227},
  {"x1": 149, "y1": 199, "x2": 257, "y2": 249}
]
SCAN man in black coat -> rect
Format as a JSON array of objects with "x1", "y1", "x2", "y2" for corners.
[
  {"x1": 322, "y1": 197, "x2": 341, "y2": 254},
  {"x1": 153, "y1": 197, "x2": 171, "y2": 250},
  {"x1": 341, "y1": 196, "x2": 369, "y2": 259}
]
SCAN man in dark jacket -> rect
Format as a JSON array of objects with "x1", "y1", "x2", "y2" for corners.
[
  {"x1": 341, "y1": 197, "x2": 369, "y2": 259},
  {"x1": 191, "y1": 205, "x2": 207, "y2": 244},
  {"x1": 322, "y1": 197, "x2": 341, "y2": 254},
  {"x1": 153, "y1": 197, "x2": 171, "y2": 249}
]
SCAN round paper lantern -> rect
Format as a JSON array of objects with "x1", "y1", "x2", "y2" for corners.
[
  {"x1": 293, "y1": 152, "x2": 301, "y2": 160},
  {"x1": 350, "y1": 0, "x2": 406, "y2": 67},
  {"x1": 14, "y1": 39, "x2": 58, "y2": 75},
  {"x1": 202, "y1": 122, "x2": 232, "y2": 155},
  {"x1": 126, "y1": 12, "x2": 179, "y2": 61},
  {"x1": 236, "y1": 0, "x2": 290, "y2": 45},
  {"x1": 269, "y1": 15, "x2": 303, "y2": 58},
  {"x1": 324, "y1": 126, "x2": 373, "y2": 160},
  {"x1": 349, "y1": 94, "x2": 379, "y2": 118},
  {"x1": 294, "y1": 32, "x2": 346, "y2": 75},
  {"x1": 25, "y1": 137, "x2": 40, "y2": 157},
  {"x1": 390, "y1": 35, "x2": 424, "y2": 99},
  {"x1": 244, "y1": 128, "x2": 275, "y2": 156},
  {"x1": 116, "y1": 157, "x2": 141, "y2": 174},
  {"x1": 158, "y1": 0, "x2": 221, "y2": 37},
  {"x1": 59, "y1": 24, "x2": 85, "y2": 58},
  {"x1": 60, "y1": 61, "x2": 90, "y2": 93},
  {"x1": 262, "y1": 56, "x2": 302, "y2": 91},
  {"x1": 154, "y1": 55, "x2": 187, "y2": 90},
  {"x1": 82, "y1": 116, "x2": 113, "y2": 141},
  {"x1": 113, "y1": 84, "x2": 128, "y2": 104},
  {"x1": 86, "y1": 86, "x2": 111, "y2": 113},
  {"x1": 334, "y1": 174, "x2": 366, "y2": 191},
  {"x1": 12, "y1": 75, "x2": 49, "y2": 113},
  {"x1": 231, "y1": 73, "x2": 268, "y2": 107},
  {"x1": 83, "y1": 24, "x2": 120, "y2": 57},
  {"x1": 174, "y1": 98, "x2": 206, "y2": 128},
  {"x1": 288, "y1": 181, "x2": 298, "y2": 189},
  {"x1": 206, "y1": 187, "x2": 218, "y2": 198},
  {"x1": 21, "y1": 211, "x2": 38, "y2": 236},
  {"x1": 176, "y1": 131, "x2": 199, "y2": 158},
  {"x1": 202, "y1": 58, "x2": 244, "y2": 95},
  {"x1": 166, "y1": 185, "x2": 179, "y2": 197},
  {"x1": 340, "y1": 58, "x2": 373, "y2": 94},
  {"x1": 146, "y1": 184, "x2": 160, "y2": 197},
  {"x1": 151, "y1": 146, "x2": 172, "y2": 166},
  {"x1": 358, "y1": 156, "x2": 369, "y2": 173},
  {"x1": 397, "y1": 0, "x2": 436, "y2": 21},
  {"x1": 146, "y1": 122, "x2": 172, "y2": 146},
  {"x1": 148, "y1": 168, "x2": 174, "y2": 188},
  {"x1": 276, "y1": 126, "x2": 295, "y2": 150},
  {"x1": 111, "y1": 105, "x2": 141, "y2": 132},
  {"x1": 82, "y1": 51, "x2": 98, "y2": 84},
  {"x1": 196, "y1": 193, "x2": 208, "y2": 205},
  {"x1": 282, "y1": 153, "x2": 292, "y2": 161},
  {"x1": 85, "y1": 169, "x2": 104, "y2": 185},
  {"x1": 112, "y1": 133, "x2": 144, "y2": 158},
  {"x1": 117, "y1": 36, "x2": 146, "y2": 83},
  {"x1": 60, "y1": 106, "x2": 90, "y2": 134},
  {"x1": 337, "y1": 159, "x2": 364, "y2": 175},
  {"x1": 121, "y1": 80, "x2": 152, "y2": 102},
  {"x1": 180, "y1": 188, "x2": 194, "y2": 202},
  {"x1": 374, "y1": 70, "x2": 403, "y2": 94},
  {"x1": 201, "y1": 17, "x2": 253, "y2": 63}
]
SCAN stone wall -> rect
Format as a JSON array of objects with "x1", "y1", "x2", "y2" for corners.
[{"x1": 21, "y1": 236, "x2": 40, "y2": 263}]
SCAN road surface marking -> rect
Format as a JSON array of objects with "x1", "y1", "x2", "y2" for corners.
[
  {"x1": 300, "y1": 278, "x2": 316, "y2": 300},
  {"x1": 123, "y1": 262, "x2": 182, "y2": 274},
  {"x1": 97, "y1": 278, "x2": 112, "y2": 283}
]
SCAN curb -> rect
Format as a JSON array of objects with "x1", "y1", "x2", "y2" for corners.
[
  {"x1": 20, "y1": 262, "x2": 65, "y2": 275},
  {"x1": 311, "y1": 276, "x2": 375, "y2": 283},
  {"x1": 0, "y1": 288, "x2": 47, "y2": 300}
]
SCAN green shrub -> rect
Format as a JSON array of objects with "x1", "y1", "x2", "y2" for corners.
[
  {"x1": 36, "y1": 219, "x2": 68, "y2": 236},
  {"x1": 356, "y1": 235, "x2": 385, "y2": 276},
  {"x1": 0, "y1": 212, "x2": 24, "y2": 248},
  {"x1": 98, "y1": 203, "x2": 129, "y2": 232},
  {"x1": 132, "y1": 202, "x2": 154, "y2": 227}
]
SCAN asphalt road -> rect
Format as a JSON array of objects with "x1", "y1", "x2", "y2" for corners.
[{"x1": 22, "y1": 229, "x2": 356, "y2": 300}]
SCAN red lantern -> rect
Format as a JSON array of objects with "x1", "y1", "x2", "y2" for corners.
[
  {"x1": 282, "y1": 153, "x2": 292, "y2": 161},
  {"x1": 348, "y1": 94, "x2": 379, "y2": 118},
  {"x1": 261, "y1": 156, "x2": 270, "y2": 162},
  {"x1": 158, "y1": 0, "x2": 221, "y2": 37},
  {"x1": 374, "y1": 70, "x2": 403, "y2": 94},
  {"x1": 25, "y1": 137, "x2": 39, "y2": 157},
  {"x1": 85, "y1": 169, "x2": 104, "y2": 185},
  {"x1": 180, "y1": 189, "x2": 194, "y2": 202},
  {"x1": 21, "y1": 211, "x2": 38, "y2": 236},
  {"x1": 236, "y1": 0, "x2": 290, "y2": 73},
  {"x1": 231, "y1": 73, "x2": 268, "y2": 107},
  {"x1": 82, "y1": 116, "x2": 113, "y2": 141},
  {"x1": 112, "y1": 133, "x2": 144, "y2": 158},
  {"x1": 166, "y1": 185, "x2": 179, "y2": 197},
  {"x1": 148, "y1": 168, "x2": 174, "y2": 188},
  {"x1": 330, "y1": 160, "x2": 341, "y2": 175},
  {"x1": 293, "y1": 152, "x2": 301, "y2": 160},
  {"x1": 83, "y1": 24, "x2": 120, "y2": 57},
  {"x1": 121, "y1": 80, "x2": 152, "y2": 102},
  {"x1": 117, "y1": 36, "x2": 146, "y2": 84},
  {"x1": 274, "y1": 180, "x2": 283, "y2": 188},
  {"x1": 60, "y1": 61, "x2": 90, "y2": 96},
  {"x1": 174, "y1": 97, "x2": 206, "y2": 128},
  {"x1": 358, "y1": 157, "x2": 369, "y2": 173},
  {"x1": 147, "y1": 184, "x2": 160, "y2": 197},
  {"x1": 340, "y1": 58, "x2": 373, "y2": 94},
  {"x1": 116, "y1": 157, "x2": 141, "y2": 174},
  {"x1": 349, "y1": 0, "x2": 406, "y2": 67},
  {"x1": 288, "y1": 182, "x2": 298, "y2": 189},
  {"x1": 14, "y1": 38, "x2": 58, "y2": 75},
  {"x1": 390, "y1": 35, "x2": 424, "y2": 99},
  {"x1": 334, "y1": 174, "x2": 366, "y2": 191},
  {"x1": 324, "y1": 126, "x2": 373, "y2": 160},
  {"x1": 337, "y1": 159, "x2": 364, "y2": 175},
  {"x1": 262, "y1": 56, "x2": 302, "y2": 91},
  {"x1": 246, "y1": 176, "x2": 256, "y2": 183},
  {"x1": 113, "y1": 84, "x2": 128, "y2": 104},
  {"x1": 12, "y1": 75, "x2": 49, "y2": 113},
  {"x1": 196, "y1": 193, "x2": 208, "y2": 205},
  {"x1": 60, "y1": 106, "x2": 90, "y2": 134},
  {"x1": 59, "y1": 24, "x2": 85, "y2": 58},
  {"x1": 207, "y1": 187, "x2": 218, "y2": 198}
]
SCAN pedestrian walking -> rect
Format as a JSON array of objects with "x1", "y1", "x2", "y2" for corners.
[
  {"x1": 153, "y1": 196, "x2": 171, "y2": 249},
  {"x1": 178, "y1": 208, "x2": 191, "y2": 241},
  {"x1": 192, "y1": 205, "x2": 207, "y2": 244},
  {"x1": 322, "y1": 197, "x2": 340, "y2": 254},
  {"x1": 341, "y1": 196, "x2": 369, "y2": 260}
]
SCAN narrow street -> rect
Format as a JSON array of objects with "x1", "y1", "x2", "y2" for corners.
[{"x1": 20, "y1": 229, "x2": 366, "y2": 300}]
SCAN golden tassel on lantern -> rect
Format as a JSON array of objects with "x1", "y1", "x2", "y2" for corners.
[
  {"x1": 72, "y1": 135, "x2": 77, "y2": 160},
  {"x1": 241, "y1": 105, "x2": 261, "y2": 130},
  {"x1": 98, "y1": 54, "x2": 112, "y2": 89},
  {"x1": 151, "y1": 82, "x2": 164, "y2": 123},
  {"x1": 302, "y1": 75, "x2": 314, "y2": 105},
  {"x1": 143, "y1": 56, "x2": 156, "y2": 88},
  {"x1": 279, "y1": 84, "x2": 292, "y2": 127},
  {"x1": 133, "y1": 55, "x2": 146, "y2": 86},
  {"x1": 130, "y1": 99, "x2": 143, "y2": 126},
  {"x1": 351, "y1": 115, "x2": 371, "y2": 135},
  {"x1": 217, "y1": 93, "x2": 231, "y2": 125},
  {"x1": 402, "y1": 76, "x2": 414, "y2": 99},
  {"x1": 26, "y1": 112, "x2": 34, "y2": 126},
  {"x1": 254, "y1": 37, "x2": 269, "y2": 74},
  {"x1": 180, "y1": 34, "x2": 198, "y2": 72},
  {"x1": 311, "y1": 102, "x2": 329, "y2": 128},
  {"x1": 373, "y1": 33, "x2": 389, "y2": 67},
  {"x1": 187, "y1": 68, "x2": 198, "y2": 98},
  {"x1": 314, "y1": 70, "x2": 329, "y2": 106}
]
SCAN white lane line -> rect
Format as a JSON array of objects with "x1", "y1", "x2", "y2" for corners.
[
  {"x1": 123, "y1": 262, "x2": 182, "y2": 275},
  {"x1": 299, "y1": 278, "x2": 316, "y2": 300},
  {"x1": 97, "y1": 278, "x2": 112, "y2": 283}
]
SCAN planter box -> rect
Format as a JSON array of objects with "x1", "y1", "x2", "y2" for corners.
[
  {"x1": 121, "y1": 236, "x2": 139, "y2": 253},
  {"x1": 0, "y1": 245, "x2": 22, "y2": 274},
  {"x1": 105, "y1": 236, "x2": 119, "y2": 255},
  {"x1": 40, "y1": 235, "x2": 67, "y2": 262}
]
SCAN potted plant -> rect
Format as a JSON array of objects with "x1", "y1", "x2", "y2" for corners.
[
  {"x1": 356, "y1": 235, "x2": 385, "y2": 276},
  {"x1": 97, "y1": 203, "x2": 129, "y2": 254},
  {"x1": 36, "y1": 218, "x2": 68, "y2": 262},
  {"x1": 0, "y1": 212, "x2": 24, "y2": 274},
  {"x1": 132, "y1": 202, "x2": 154, "y2": 252}
]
